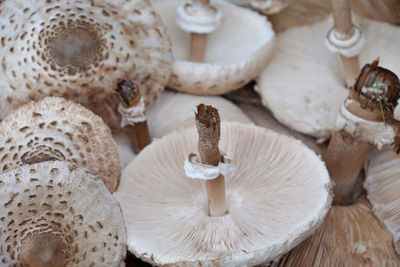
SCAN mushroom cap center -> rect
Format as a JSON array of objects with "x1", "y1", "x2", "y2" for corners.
[
  {"x1": 20, "y1": 232, "x2": 67, "y2": 267},
  {"x1": 49, "y1": 27, "x2": 101, "y2": 68}
]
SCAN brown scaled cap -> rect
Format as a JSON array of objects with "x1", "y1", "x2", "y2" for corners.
[
  {"x1": 0, "y1": 161, "x2": 126, "y2": 266},
  {"x1": 0, "y1": 97, "x2": 121, "y2": 192},
  {"x1": 0, "y1": 0, "x2": 172, "y2": 130}
]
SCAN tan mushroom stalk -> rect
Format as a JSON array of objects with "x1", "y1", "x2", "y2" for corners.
[
  {"x1": 271, "y1": 197, "x2": 400, "y2": 266},
  {"x1": 326, "y1": 0, "x2": 364, "y2": 86},
  {"x1": 115, "y1": 112, "x2": 331, "y2": 265},
  {"x1": 256, "y1": 16, "x2": 400, "y2": 141},
  {"x1": 147, "y1": 91, "x2": 252, "y2": 138},
  {"x1": 323, "y1": 61, "x2": 400, "y2": 205},
  {"x1": 365, "y1": 147, "x2": 400, "y2": 254},
  {"x1": 153, "y1": 0, "x2": 275, "y2": 95},
  {"x1": 0, "y1": 0, "x2": 172, "y2": 131},
  {"x1": 0, "y1": 161, "x2": 126, "y2": 266},
  {"x1": 0, "y1": 97, "x2": 121, "y2": 192},
  {"x1": 116, "y1": 80, "x2": 151, "y2": 153}
]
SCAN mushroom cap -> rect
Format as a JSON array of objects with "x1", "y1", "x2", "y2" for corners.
[
  {"x1": 0, "y1": 0, "x2": 172, "y2": 130},
  {"x1": 365, "y1": 147, "x2": 400, "y2": 254},
  {"x1": 0, "y1": 97, "x2": 121, "y2": 192},
  {"x1": 0, "y1": 161, "x2": 126, "y2": 266},
  {"x1": 153, "y1": 0, "x2": 275, "y2": 95},
  {"x1": 115, "y1": 121, "x2": 332, "y2": 266},
  {"x1": 272, "y1": 197, "x2": 400, "y2": 266},
  {"x1": 255, "y1": 16, "x2": 400, "y2": 140},
  {"x1": 147, "y1": 91, "x2": 252, "y2": 138}
]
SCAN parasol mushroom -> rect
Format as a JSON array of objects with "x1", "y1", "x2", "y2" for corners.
[
  {"x1": 115, "y1": 105, "x2": 331, "y2": 266},
  {"x1": 324, "y1": 60, "x2": 400, "y2": 205},
  {"x1": 271, "y1": 197, "x2": 400, "y2": 266},
  {"x1": 0, "y1": 161, "x2": 126, "y2": 266},
  {"x1": 146, "y1": 90, "x2": 252, "y2": 138},
  {"x1": 152, "y1": 0, "x2": 275, "y2": 95},
  {"x1": 0, "y1": 0, "x2": 172, "y2": 131},
  {"x1": 0, "y1": 97, "x2": 121, "y2": 192},
  {"x1": 365, "y1": 147, "x2": 400, "y2": 255},
  {"x1": 256, "y1": 16, "x2": 400, "y2": 140}
]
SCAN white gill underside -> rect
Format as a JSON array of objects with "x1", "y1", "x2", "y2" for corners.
[
  {"x1": 256, "y1": 16, "x2": 400, "y2": 140},
  {"x1": 115, "y1": 122, "x2": 331, "y2": 266},
  {"x1": 365, "y1": 147, "x2": 400, "y2": 254},
  {"x1": 146, "y1": 91, "x2": 253, "y2": 139}
]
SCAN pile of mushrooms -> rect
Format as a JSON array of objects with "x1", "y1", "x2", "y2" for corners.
[
  {"x1": 152, "y1": 0, "x2": 275, "y2": 95},
  {"x1": 0, "y1": 0, "x2": 173, "y2": 152},
  {"x1": 115, "y1": 104, "x2": 331, "y2": 266},
  {"x1": 0, "y1": 97, "x2": 127, "y2": 265},
  {"x1": 256, "y1": 0, "x2": 400, "y2": 140}
]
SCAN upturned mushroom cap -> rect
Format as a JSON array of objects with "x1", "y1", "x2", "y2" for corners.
[
  {"x1": 271, "y1": 197, "x2": 400, "y2": 266},
  {"x1": 146, "y1": 91, "x2": 252, "y2": 138},
  {"x1": 365, "y1": 147, "x2": 400, "y2": 255},
  {"x1": 0, "y1": 97, "x2": 121, "y2": 192},
  {"x1": 115, "y1": 121, "x2": 331, "y2": 266},
  {"x1": 256, "y1": 16, "x2": 400, "y2": 140},
  {"x1": 0, "y1": 0, "x2": 172, "y2": 130},
  {"x1": 0, "y1": 161, "x2": 126, "y2": 266},
  {"x1": 153, "y1": 0, "x2": 275, "y2": 95}
]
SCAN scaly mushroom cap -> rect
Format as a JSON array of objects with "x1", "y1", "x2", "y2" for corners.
[
  {"x1": 0, "y1": 97, "x2": 121, "y2": 192},
  {"x1": 256, "y1": 16, "x2": 400, "y2": 140},
  {"x1": 272, "y1": 197, "x2": 399, "y2": 266},
  {"x1": 0, "y1": 161, "x2": 126, "y2": 266},
  {"x1": 153, "y1": 0, "x2": 275, "y2": 95},
  {"x1": 365, "y1": 147, "x2": 400, "y2": 255},
  {"x1": 115, "y1": 121, "x2": 331, "y2": 266},
  {"x1": 147, "y1": 91, "x2": 252, "y2": 138},
  {"x1": 0, "y1": 0, "x2": 172, "y2": 130}
]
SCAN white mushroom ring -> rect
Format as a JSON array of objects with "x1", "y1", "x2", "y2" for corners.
[
  {"x1": 176, "y1": 2, "x2": 223, "y2": 34},
  {"x1": 184, "y1": 153, "x2": 234, "y2": 180},
  {"x1": 325, "y1": 25, "x2": 365, "y2": 58},
  {"x1": 117, "y1": 98, "x2": 147, "y2": 127},
  {"x1": 335, "y1": 100, "x2": 396, "y2": 149}
]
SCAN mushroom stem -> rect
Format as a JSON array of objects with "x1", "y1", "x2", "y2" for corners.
[
  {"x1": 21, "y1": 233, "x2": 67, "y2": 267},
  {"x1": 331, "y1": 0, "x2": 360, "y2": 86},
  {"x1": 116, "y1": 80, "x2": 151, "y2": 154},
  {"x1": 128, "y1": 122, "x2": 151, "y2": 154},
  {"x1": 324, "y1": 130, "x2": 372, "y2": 205},
  {"x1": 195, "y1": 104, "x2": 227, "y2": 216},
  {"x1": 190, "y1": 0, "x2": 210, "y2": 62}
]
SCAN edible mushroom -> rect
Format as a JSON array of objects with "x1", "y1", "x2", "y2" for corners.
[
  {"x1": 0, "y1": 0, "x2": 172, "y2": 130},
  {"x1": 153, "y1": 0, "x2": 275, "y2": 95},
  {"x1": 0, "y1": 97, "x2": 121, "y2": 192},
  {"x1": 0, "y1": 161, "x2": 126, "y2": 266},
  {"x1": 256, "y1": 16, "x2": 400, "y2": 140},
  {"x1": 115, "y1": 104, "x2": 331, "y2": 266}
]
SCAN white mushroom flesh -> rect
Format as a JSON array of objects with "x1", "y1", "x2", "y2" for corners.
[
  {"x1": 115, "y1": 121, "x2": 331, "y2": 266},
  {"x1": 146, "y1": 91, "x2": 252, "y2": 138},
  {"x1": 256, "y1": 16, "x2": 400, "y2": 140},
  {"x1": 153, "y1": 0, "x2": 275, "y2": 95}
]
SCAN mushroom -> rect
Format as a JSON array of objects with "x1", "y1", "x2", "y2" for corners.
[
  {"x1": 365, "y1": 147, "x2": 400, "y2": 254},
  {"x1": 255, "y1": 16, "x2": 400, "y2": 140},
  {"x1": 270, "y1": 197, "x2": 400, "y2": 266},
  {"x1": 115, "y1": 105, "x2": 331, "y2": 266},
  {"x1": 324, "y1": 60, "x2": 400, "y2": 205},
  {"x1": 146, "y1": 90, "x2": 252, "y2": 138},
  {"x1": 0, "y1": 161, "x2": 126, "y2": 266},
  {"x1": 0, "y1": 97, "x2": 121, "y2": 192},
  {"x1": 0, "y1": 0, "x2": 172, "y2": 131},
  {"x1": 152, "y1": 0, "x2": 275, "y2": 95},
  {"x1": 249, "y1": 0, "x2": 289, "y2": 15}
]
